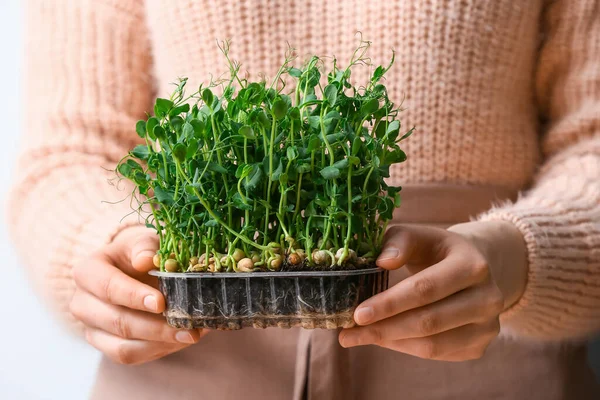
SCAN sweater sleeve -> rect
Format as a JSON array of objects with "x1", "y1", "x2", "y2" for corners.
[
  {"x1": 479, "y1": 0, "x2": 600, "y2": 340},
  {"x1": 7, "y1": 0, "x2": 152, "y2": 331}
]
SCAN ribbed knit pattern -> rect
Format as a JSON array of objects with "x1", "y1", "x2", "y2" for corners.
[{"x1": 8, "y1": 0, "x2": 600, "y2": 339}]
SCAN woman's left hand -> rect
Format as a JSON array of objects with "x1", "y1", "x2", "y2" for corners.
[{"x1": 339, "y1": 221, "x2": 528, "y2": 361}]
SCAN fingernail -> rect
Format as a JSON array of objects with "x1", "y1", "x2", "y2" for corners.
[
  {"x1": 176, "y1": 331, "x2": 195, "y2": 344},
  {"x1": 355, "y1": 307, "x2": 374, "y2": 325},
  {"x1": 378, "y1": 248, "x2": 399, "y2": 261},
  {"x1": 143, "y1": 295, "x2": 158, "y2": 312},
  {"x1": 139, "y1": 250, "x2": 156, "y2": 259}
]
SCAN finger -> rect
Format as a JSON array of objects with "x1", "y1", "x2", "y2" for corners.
[
  {"x1": 129, "y1": 233, "x2": 160, "y2": 273},
  {"x1": 84, "y1": 327, "x2": 193, "y2": 365},
  {"x1": 377, "y1": 225, "x2": 447, "y2": 270},
  {"x1": 354, "y1": 252, "x2": 489, "y2": 325},
  {"x1": 376, "y1": 321, "x2": 499, "y2": 361},
  {"x1": 70, "y1": 289, "x2": 201, "y2": 343},
  {"x1": 340, "y1": 285, "x2": 503, "y2": 345},
  {"x1": 72, "y1": 256, "x2": 165, "y2": 313}
]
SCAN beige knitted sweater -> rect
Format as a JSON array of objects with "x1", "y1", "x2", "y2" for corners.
[{"x1": 9, "y1": 0, "x2": 600, "y2": 341}]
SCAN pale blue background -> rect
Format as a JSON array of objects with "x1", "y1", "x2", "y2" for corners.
[
  {"x1": 0, "y1": 1, "x2": 597, "y2": 399},
  {"x1": 0, "y1": 1, "x2": 100, "y2": 399}
]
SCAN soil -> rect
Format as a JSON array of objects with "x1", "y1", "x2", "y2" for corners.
[
  {"x1": 280, "y1": 256, "x2": 373, "y2": 272},
  {"x1": 156, "y1": 265, "x2": 388, "y2": 330}
]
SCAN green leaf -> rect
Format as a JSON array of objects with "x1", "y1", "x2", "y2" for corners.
[
  {"x1": 146, "y1": 117, "x2": 159, "y2": 140},
  {"x1": 169, "y1": 103, "x2": 190, "y2": 117},
  {"x1": 386, "y1": 148, "x2": 407, "y2": 163},
  {"x1": 286, "y1": 146, "x2": 298, "y2": 161},
  {"x1": 202, "y1": 88, "x2": 214, "y2": 106},
  {"x1": 377, "y1": 197, "x2": 395, "y2": 220},
  {"x1": 372, "y1": 65, "x2": 385, "y2": 82},
  {"x1": 348, "y1": 156, "x2": 360, "y2": 166},
  {"x1": 288, "y1": 67, "x2": 303, "y2": 78},
  {"x1": 393, "y1": 192, "x2": 402, "y2": 208},
  {"x1": 117, "y1": 163, "x2": 132, "y2": 177},
  {"x1": 185, "y1": 183, "x2": 201, "y2": 195},
  {"x1": 170, "y1": 116, "x2": 184, "y2": 133},
  {"x1": 385, "y1": 120, "x2": 400, "y2": 137},
  {"x1": 398, "y1": 127, "x2": 415, "y2": 142},
  {"x1": 272, "y1": 99, "x2": 288, "y2": 120},
  {"x1": 205, "y1": 219, "x2": 219, "y2": 228},
  {"x1": 332, "y1": 159, "x2": 348, "y2": 169},
  {"x1": 186, "y1": 138, "x2": 199, "y2": 159},
  {"x1": 153, "y1": 125, "x2": 166, "y2": 141},
  {"x1": 297, "y1": 163, "x2": 311, "y2": 174},
  {"x1": 270, "y1": 160, "x2": 284, "y2": 181},
  {"x1": 130, "y1": 145, "x2": 150, "y2": 160},
  {"x1": 320, "y1": 166, "x2": 340, "y2": 180},
  {"x1": 372, "y1": 155, "x2": 380, "y2": 168},
  {"x1": 239, "y1": 125, "x2": 255, "y2": 139},
  {"x1": 172, "y1": 143, "x2": 187, "y2": 162},
  {"x1": 190, "y1": 119, "x2": 205, "y2": 138},
  {"x1": 244, "y1": 164, "x2": 263, "y2": 190},
  {"x1": 135, "y1": 120, "x2": 147, "y2": 138},
  {"x1": 289, "y1": 107, "x2": 301, "y2": 120},
  {"x1": 308, "y1": 136, "x2": 321, "y2": 152},
  {"x1": 360, "y1": 98, "x2": 379, "y2": 116},
  {"x1": 154, "y1": 186, "x2": 174, "y2": 206},
  {"x1": 154, "y1": 98, "x2": 174, "y2": 118},
  {"x1": 183, "y1": 122, "x2": 195, "y2": 139},
  {"x1": 207, "y1": 162, "x2": 228, "y2": 174},
  {"x1": 232, "y1": 192, "x2": 253, "y2": 210},
  {"x1": 324, "y1": 84, "x2": 338, "y2": 106}
]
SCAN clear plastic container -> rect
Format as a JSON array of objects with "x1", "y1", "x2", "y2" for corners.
[{"x1": 150, "y1": 268, "x2": 389, "y2": 330}]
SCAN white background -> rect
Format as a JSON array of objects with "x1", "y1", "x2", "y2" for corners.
[
  {"x1": 0, "y1": 1, "x2": 597, "y2": 399},
  {"x1": 0, "y1": 1, "x2": 100, "y2": 399}
]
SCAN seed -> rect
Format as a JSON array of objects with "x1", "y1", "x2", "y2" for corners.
[
  {"x1": 153, "y1": 254, "x2": 161, "y2": 268},
  {"x1": 220, "y1": 256, "x2": 230, "y2": 267},
  {"x1": 288, "y1": 252, "x2": 302, "y2": 265},
  {"x1": 169, "y1": 253, "x2": 177, "y2": 259},
  {"x1": 237, "y1": 257, "x2": 254, "y2": 272},
  {"x1": 312, "y1": 250, "x2": 329, "y2": 265},
  {"x1": 270, "y1": 256, "x2": 283, "y2": 270},
  {"x1": 335, "y1": 248, "x2": 357, "y2": 263},
  {"x1": 189, "y1": 256, "x2": 199, "y2": 266},
  {"x1": 296, "y1": 249, "x2": 305, "y2": 258},
  {"x1": 188, "y1": 264, "x2": 204, "y2": 272},
  {"x1": 208, "y1": 263, "x2": 216, "y2": 272},
  {"x1": 251, "y1": 253, "x2": 261, "y2": 263},
  {"x1": 199, "y1": 254, "x2": 206, "y2": 264},
  {"x1": 232, "y1": 248, "x2": 245, "y2": 262},
  {"x1": 165, "y1": 259, "x2": 180, "y2": 272}
]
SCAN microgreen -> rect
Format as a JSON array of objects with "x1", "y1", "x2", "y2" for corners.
[{"x1": 116, "y1": 39, "x2": 413, "y2": 273}]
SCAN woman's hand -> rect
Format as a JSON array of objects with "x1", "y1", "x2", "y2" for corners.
[
  {"x1": 69, "y1": 226, "x2": 206, "y2": 365},
  {"x1": 339, "y1": 221, "x2": 528, "y2": 361}
]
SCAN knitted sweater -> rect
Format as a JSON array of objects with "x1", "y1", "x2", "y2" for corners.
[{"x1": 9, "y1": 0, "x2": 600, "y2": 341}]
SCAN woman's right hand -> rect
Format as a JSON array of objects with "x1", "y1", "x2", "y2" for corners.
[{"x1": 69, "y1": 226, "x2": 205, "y2": 365}]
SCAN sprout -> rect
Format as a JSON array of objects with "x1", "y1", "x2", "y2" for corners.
[{"x1": 116, "y1": 39, "x2": 410, "y2": 273}]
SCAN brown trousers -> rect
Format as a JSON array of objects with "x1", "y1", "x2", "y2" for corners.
[{"x1": 91, "y1": 185, "x2": 600, "y2": 400}]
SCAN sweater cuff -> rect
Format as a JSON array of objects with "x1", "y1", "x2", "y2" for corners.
[{"x1": 478, "y1": 167, "x2": 600, "y2": 340}]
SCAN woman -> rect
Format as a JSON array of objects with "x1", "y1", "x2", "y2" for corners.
[{"x1": 9, "y1": 0, "x2": 600, "y2": 399}]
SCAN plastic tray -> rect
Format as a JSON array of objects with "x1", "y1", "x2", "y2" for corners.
[{"x1": 150, "y1": 268, "x2": 389, "y2": 330}]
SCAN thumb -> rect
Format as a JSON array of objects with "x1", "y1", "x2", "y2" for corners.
[{"x1": 128, "y1": 230, "x2": 160, "y2": 273}]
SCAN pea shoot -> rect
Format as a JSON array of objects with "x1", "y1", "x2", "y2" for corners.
[{"x1": 116, "y1": 39, "x2": 413, "y2": 273}]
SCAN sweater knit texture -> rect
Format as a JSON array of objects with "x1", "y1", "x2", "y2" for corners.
[{"x1": 8, "y1": 0, "x2": 600, "y2": 340}]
